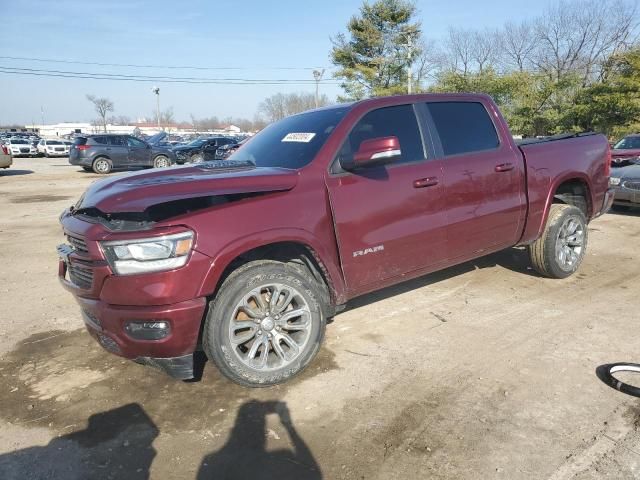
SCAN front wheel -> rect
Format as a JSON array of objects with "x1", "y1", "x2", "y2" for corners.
[
  {"x1": 528, "y1": 204, "x2": 588, "y2": 278},
  {"x1": 153, "y1": 155, "x2": 170, "y2": 168},
  {"x1": 203, "y1": 261, "x2": 327, "y2": 387}
]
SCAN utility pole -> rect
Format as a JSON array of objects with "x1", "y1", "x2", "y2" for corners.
[
  {"x1": 406, "y1": 35, "x2": 413, "y2": 94},
  {"x1": 313, "y1": 69, "x2": 325, "y2": 108},
  {"x1": 40, "y1": 106, "x2": 44, "y2": 126},
  {"x1": 152, "y1": 86, "x2": 160, "y2": 130}
]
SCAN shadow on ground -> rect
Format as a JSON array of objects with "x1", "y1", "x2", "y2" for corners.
[
  {"x1": 197, "y1": 400, "x2": 322, "y2": 479},
  {"x1": 345, "y1": 246, "x2": 538, "y2": 311},
  {"x1": 0, "y1": 403, "x2": 158, "y2": 480},
  {"x1": 0, "y1": 170, "x2": 34, "y2": 176}
]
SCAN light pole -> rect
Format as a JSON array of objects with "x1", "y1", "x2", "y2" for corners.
[
  {"x1": 312, "y1": 69, "x2": 325, "y2": 108},
  {"x1": 400, "y1": 32, "x2": 417, "y2": 94},
  {"x1": 152, "y1": 86, "x2": 160, "y2": 129}
]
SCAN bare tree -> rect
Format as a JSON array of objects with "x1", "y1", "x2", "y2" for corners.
[
  {"x1": 107, "y1": 115, "x2": 131, "y2": 125},
  {"x1": 257, "y1": 92, "x2": 329, "y2": 123},
  {"x1": 444, "y1": 28, "x2": 475, "y2": 74},
  {"x1": 471, "y1": 29, "x2": 500, "y2": 73},
  {"x1": 412, "y1": 38, "x2": 444, "y2": 89},
  {"x1": 86, "y1": 95, "x2": 114, "y2": 132},
  {"x1": 534, "y1": 0, "x2": 639, "y2": 83},
  {"x1": 499, "y1": 21, "x2": 538, "y2": 72}
]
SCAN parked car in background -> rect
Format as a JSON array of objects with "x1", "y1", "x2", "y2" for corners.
[
  {"x1": 37, "y1": 139, "x2": 68, "y2": 157},
  {"x1": 172, "y1": 137, "x2": 236, "y2": 164},
  {"x1": 69, "y1": 134, "x2": 175, "y2": 174},
  {"x1": 217, "y1": 137, "x2": 250, "y2": 159},
  {"x1": 6, "y1": 138, "x2": 37, "y2": 157},
  {"x1": 611, "y1": 134, "x2": 640, "y2": 166},
  {"x1": 609, "y1": 162, "x2": 640, "y2": 211},
  {"x1": 0, "y1": 142, "x2": 13, "y2": 169},
  {"x1": 58, "y1": 93, "x2": 612, "y2": 386}
]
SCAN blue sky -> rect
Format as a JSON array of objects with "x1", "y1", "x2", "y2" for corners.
[{"x1": 0, "y1": 0, "x2": 550, "y2": 125}]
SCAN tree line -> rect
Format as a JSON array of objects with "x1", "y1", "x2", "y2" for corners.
[{"x1": 331, "y1": 0, "x2": 640, "y2": 138}]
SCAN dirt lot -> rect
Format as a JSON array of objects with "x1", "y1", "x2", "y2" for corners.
[{"x1": 0, "y1": 156, "x2": 638, "y2": 480}]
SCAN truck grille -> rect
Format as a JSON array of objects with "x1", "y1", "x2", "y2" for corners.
[
  {"x1": 68, "y1": 263, "x2": 93, "y2": 289},
  {"x1": 622, "y1": 180, "x2": 640, "y2": 191},
  {"x1": 67, "y1": 235, "x2": 89, "y2": 255},
  {"x1": 55, "y1": 147, "x2": 64, "y2": 152}
]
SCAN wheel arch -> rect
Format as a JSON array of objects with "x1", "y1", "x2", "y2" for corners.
[
  {"x1": 197, "y1": 233, "x2": 346, "y2": 308},
  {"x1": 531, "y1": 174, "x2": 593, "y2": 242}
]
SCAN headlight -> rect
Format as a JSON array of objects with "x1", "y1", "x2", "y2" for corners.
[
  {"x1": 609, "y1": 177, "x2": 621, "y2": 186},
  {"x1": 100, "y1": 231, "x2": 194, "y2": 275}
]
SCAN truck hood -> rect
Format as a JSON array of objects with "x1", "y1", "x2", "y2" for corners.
[{"x1": 75, "y1": 161, "x2": 298, "y2": 214}]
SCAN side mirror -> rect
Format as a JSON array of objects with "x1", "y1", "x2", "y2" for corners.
[{"x1": 342, "y1": 136, "x2": 402, "y2": 171}]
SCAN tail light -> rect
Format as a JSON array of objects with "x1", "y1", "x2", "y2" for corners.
[
  {"x1": 77, "y1": 145, "x2": 91, "y2": 151},
  {"x1": 1, "y1": 145, "x2": 8, "y2": 155},
  {"x1": 605, "y1": 144, "x2": 611, "y2": 178}
]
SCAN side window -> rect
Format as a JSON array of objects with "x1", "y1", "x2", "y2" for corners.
[
  {"x1": 109, "y1": 136, "x2": 126, "y2": 146},
  {"x1": 427, "y1": 102, "x2": 499, "y2": 156},
  {"x1": 127, "y1": 136, "x2": 146, "y2": 148},
  {"x1": 93, "y1": 136, "x2": 108, "y2": 145},
  {"x1": 338, "y1": 104, "x2": 424, "y2": 167}
]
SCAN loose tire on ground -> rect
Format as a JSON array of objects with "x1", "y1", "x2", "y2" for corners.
[
  {"x1": 528, "y1": 204, "x2": 588, "y2": 278},
  {"x1": 92, "y1": 157, "x2": 112, "y2": 174},
  {"x1": 203, "y1": 260, "x2": 328, "y2": 387}
]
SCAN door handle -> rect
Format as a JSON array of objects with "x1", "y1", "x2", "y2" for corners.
[
  {"x1": 413, "y1": 177, "x2": 439, "y2": 188},
  {"x1": 495, "y1": 163, "x2": 514, "y2": 172}
]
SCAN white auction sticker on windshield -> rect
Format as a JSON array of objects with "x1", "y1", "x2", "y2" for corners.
[{"x1": 282, "y1": 132, "x2": 316, "y2": 143}]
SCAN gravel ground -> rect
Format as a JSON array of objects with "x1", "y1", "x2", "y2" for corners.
[{"x1": 0, "y1": 157, "x2": 638, "y2": 480}]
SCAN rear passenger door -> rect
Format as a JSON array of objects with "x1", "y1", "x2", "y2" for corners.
[
  {"x1": 126, "y1": 136, "x2": 151, "y2": 166},
  {"x1": 425, "y1": 101, "x2": 526, "y2": 261},
  {"x1": 326, "y1": 104, "x2": 448, "y2": 294},
  {"x1": 107, "y1": 136, "x2": 129, "y2": 166}
]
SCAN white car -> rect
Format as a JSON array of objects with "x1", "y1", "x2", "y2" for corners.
[
  {"x1": 6, "y1": 138, "x2": 37, "y2": 157},
  {"x1": 37, "y1": 139, "x2": 68, "y2": 157}
]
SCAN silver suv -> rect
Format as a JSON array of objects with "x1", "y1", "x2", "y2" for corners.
[{"x1": 69, "y1": 134, "x2": 175, "y2": 174}]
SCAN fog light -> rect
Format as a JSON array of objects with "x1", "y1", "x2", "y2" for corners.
[{"x1": 124, "y1": 321, "x2": 171, "y2": 340}]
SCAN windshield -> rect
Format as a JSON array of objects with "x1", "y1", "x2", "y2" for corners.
[
  {"x1": 11, "y1": 139, "x2": 27, "y2": 144},
  {"x1": 229, "y1": 107, "x2": 349, "y2": 168},
  {"x1": 47, "y1": 140, "x2": 62, "y2": 145},
  {"x1": 187, "y1": 139, "x2": 207, "y2": 147},
  {"x1": 614, "y1": 136, "x2": 640, "y2": 150}
]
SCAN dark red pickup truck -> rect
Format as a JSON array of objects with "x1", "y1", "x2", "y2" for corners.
[{"x1": 58, "y1": 94, "x2": 613, "y2": 386}]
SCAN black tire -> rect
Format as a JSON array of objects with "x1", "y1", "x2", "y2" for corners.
[
  {"x1": 203, "y1": 260, "x2": 328, "y2": 387},
  {"x1": 528, "y1": 204, "x2": 588, "y2": 278},
  {"x1": 596, "y1": 363, "x2": 640, "y2": 398},
  {"x1": 92, "y1": 157, "x2": 112, "y2": 174},
  {"x1": 44, "y1": 152, "x2": 49, "y2": 158}
]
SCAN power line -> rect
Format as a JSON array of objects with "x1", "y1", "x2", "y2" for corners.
[
  {"x1": 0, "y1": 66, "x2": 341, "y2": 85},
  {"x1": 0, "y1": 55, "x2": 335, "y2": 72}
]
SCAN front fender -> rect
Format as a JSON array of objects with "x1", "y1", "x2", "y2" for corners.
[{"x1": 196, "y1": 228, "x2": 347, "y2": 305}]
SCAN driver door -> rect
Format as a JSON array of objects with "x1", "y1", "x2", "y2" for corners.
[{"x1": 325, "y1": 104, "x2": 447, "y2": 295}]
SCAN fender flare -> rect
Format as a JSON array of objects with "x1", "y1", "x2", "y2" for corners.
[{"x1": 196, "y1": 228, "x2": 346, "y2": 304}]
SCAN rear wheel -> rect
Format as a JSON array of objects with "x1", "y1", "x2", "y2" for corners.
[
  {"x1": 191, "y1": 152, "x2": 204, "y2": 163},
  {"x1": 153, "y1": 155, "x2": 170, "y2": 168},
  {"x1": 92, "y1": 157, "x2": 112, "y2": 174},
  {"x1": 528, "y1": 204, "x2": 588, "y2": 278},
  {"x1": 203, "y1": 260, "x2": 327, "y2": 387}
]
